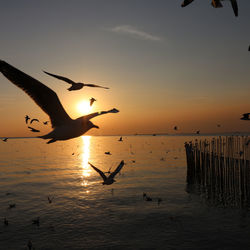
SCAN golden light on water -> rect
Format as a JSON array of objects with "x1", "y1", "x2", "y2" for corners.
[
  {"x1": 77, "y1": 100, "x2": 92, "y2": 115},
  {"x1": 81, "y1": 136, "x2": 92, "y2": 179}
]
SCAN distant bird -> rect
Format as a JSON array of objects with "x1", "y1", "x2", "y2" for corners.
[
  {"x1": 174, "y1": 126, "x2": 178, "y2": 131},
  {"x1": 88, "y1": 160, "x2": 124, "y2": 185},
  {"x1": 181, "y1": 0, "x2": 238, "y2": 17},
  {"x1": 43, "y1": 121, "x2": 49, "y2": 125},
  {"x1": 25, "y1": 115, "x2": 30, "y2": 124},
  {"x1": 89, "y1": 97, "x2": 96, "y2": 106},
  {"x1": 217, "y1": 124, "x2": 221, "y2": 127},
  {"x1": 48, "y1": 196, "x2": 54, "y2": 204},
  {"x1": 118, "y1": 136, "x2": 123, "y2": 142},
  {"x1": 32, "y1": 217, "x2": 40, "y2": 226},
  {"x1": 43, "y1": 71, "x2": 109, "y2": 91},
  {"x1": 8, "y1": 204, "x2": 16, "y2": 209},
  {"x1": 28, "y1": 126, "x2": 40, "y2": 133},
  {"x1": 240, "y1": 113, "x2": 250, "y2": 121},
  {"x1": 157, "y1": 198, "x2": 162, "y2": 206},
  {"x1": 196, "y1": 130, "x2": 200, "y2": 134},
  {"x1": 4, "y1": 217, "x2": 8, "y2": 226},
  {"x1": 30, "y1": 118, "x2": 39, "y2": 124},
  {"x1": 0, "y1": 60, "x2": 119, "y2": 144},
  {"x1": 105, "y1": 151, "x2": 111, "y2": 155},
  {"x1": 2, "y1": 138, "x2": 8, "y2": 142}
]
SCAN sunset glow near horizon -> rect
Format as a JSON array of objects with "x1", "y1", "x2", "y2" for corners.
[{"x1": 0, "y1": 0, "x2": 250, "y2": 137}]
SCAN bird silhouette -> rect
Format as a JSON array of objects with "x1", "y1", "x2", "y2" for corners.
[
  {"x1": 118, "y1": 136, "x2": 123, "y2": 142},
  {"x1": 43, "y1": 121, "x2": 49, "y2": 125},
  {"x1": 30, "y1": 118, "x2": 39, "y2": 124},
  {"x1": 48, "y1": 196, "x2": 54, "y2": 203},
  {"x1": 240, "y1": 113, "x2": 250, "y2": 121},
  {"x1": 105, "y1": 151, "x2": 111, "y2": 155},
  {"x1": 88, "y1": 160, "x2": 124, "y2": 185},
  {"x1": 174, "y1": 126, "x2": 178, "y2": 131},
  {"x1": 0, "y1": 60, "x2": 119, "y2": 144},
  {"x1": 25, "y1": 115, "x2": 30, "y2": 124},
  {"x1": 89, "y1": 97, "x2": 96, "y2": 106},
  {"x1": 43, "y1": 71, "x2": 109, "y2": 91},
  {"x1": 181, "y1": 0, "x2": 238, "y2": 17},
  {"x1": 28, "y1": 126, "x2": 40, "y2": 133},
  {"x1": 2, "y1": 138, "x2": 8, "y2": 142},
  {"x1": 196, "y1": 130, "x2": 200, "y2": 134}
]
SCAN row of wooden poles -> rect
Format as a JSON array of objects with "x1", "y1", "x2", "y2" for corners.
[{"x1": 185, "y1": 136, "x2": 250, "y2": 208}]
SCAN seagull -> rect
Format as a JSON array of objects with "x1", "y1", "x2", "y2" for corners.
[
  {"x1": 240, "y1": 113, "x2": 250, "y2": 121},
  {"x1": 43, "y1": 71, "x2": 109, "y2": 91},
  {"x1": 32, "y1": 217, "x2": 40, "y2": 226},
  {"x1": 48, "y1": 196, "x2": 54, "y2": 203},
  {"x1": 89, "y1": 97, "x2": 96, "y2": 106},
  {"x1": 105, "y1": 151, "x2": 111, "y2": 155},
  {"x1": 0, "y1": 60, "x2": 119, "y2": 143},
  {"x1": 88, "y1": 160, "x2": 124, "y2": 185},
  {"x1": 181, "y1": 0, "x2": 238, "y2": 17},
  {"x1": 25, "y1": 115, "x2": 30, "y2": 124},
  {"x1": 174, "y1": 126, "x2": 178, "y2": 131},
  {"x1": 118, "y1": 136, "x2": 123, "y2": 142},
  {"x1": 196, "y1": 130, "x2": 200, "y2": 134},
  {"x1": 30, "y1": 118, "x2": 39, "y2": 124},
  {"x1": 2, "y1": 138, "x2": 8, "y2": 142},
  {"x1": 28, "y1": 126, "x2": 40, "y2": 133}
]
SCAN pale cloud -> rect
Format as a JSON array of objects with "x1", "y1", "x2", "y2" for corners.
[{"x1": 110, "y1": 25, "x2": 162, "y2": 42}]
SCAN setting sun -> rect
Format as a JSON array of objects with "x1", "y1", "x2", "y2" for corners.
[{"x1": 77, "y1": 100, "x2": 92, "y2": 115}]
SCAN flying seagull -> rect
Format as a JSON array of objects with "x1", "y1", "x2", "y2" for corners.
[
  {"x1": 90, "y1": 97, "x2": 96, "y2": 106},
  {"x1": 118, "y1": 136, "x2": 123, "y2": 142},
  {"x1": 28, "y1": 126, "x2": 40, "y2": 133},
  {"x1": 30, "y1": 118, "x2": 39, "y2": 124},
  {"x1": 43, "y1": 71, "x2": 109, "y2": 91},
  {"x1": 2, "y1": 138, "x2": 8, "y2": 142},
  {"x1": 25, "y1": 115, "x2": 30, "y2": 124},
  {"x1": 0, "y1": 60, "x2": 119, "y2": 143},
  {"x1": 181, "y1": 0, "x2": 238, "y2": 17},
  {"x1": 88, "y1": 160, "x2": 124, "y2": 185},
  {"x1": 240, "y1": 113, "x2": 250, "y2": 121}
]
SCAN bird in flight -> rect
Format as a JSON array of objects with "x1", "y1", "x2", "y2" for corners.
[
  {"x1": 30, "y1": 118, "x2": 39, "y2": 124},
  {"x1": 174, "y1": 126, "x2": 178, "y2": 131},
  {"x1": 181, "y1": 0, "x2": 238, "y2": 17},
  {"x1": 2, "y1": 138, "x2": 8, "y2": 142},
  {"x1": 0, "y1": 60, "x2": 119, "y2": 144},
  {"x1": 118, "y1": 136, "x2": 123, "y2": 142},
  {"x1": 89, "y1": 97, "x2": 96, "y2": 106},
  {"x1": 88, "y1": 160, "x2": 124, "y2": 185},
  {"x1": 28, "y1": 126, "x2": 40, "y2": 133},
  {"x1": 43, "y1": 71, "x2": 109, "y2": 91},
  {"x1": 25, "y1": 115, "x2": 30, "y2": 124},
  {"x1": 240, "y1": 113, "x2": 250, "y2": 121}
]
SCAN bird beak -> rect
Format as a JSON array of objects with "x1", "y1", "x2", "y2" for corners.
[{"x1": 93, "y1": 124, "x2": 99, "y2": 129}]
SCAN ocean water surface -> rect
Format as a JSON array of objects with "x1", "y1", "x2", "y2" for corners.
[{"x1": 1, "y1": 135, "x2": 250, "y2": 250}]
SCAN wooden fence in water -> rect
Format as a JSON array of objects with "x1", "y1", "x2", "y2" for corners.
[{"x1": 185, "y1": 136, "x2": 250, "y2": 208}]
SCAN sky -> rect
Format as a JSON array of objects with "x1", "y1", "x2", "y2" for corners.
[{"x1": 0, "y1": 0, "x2": 250, "y2": 137}]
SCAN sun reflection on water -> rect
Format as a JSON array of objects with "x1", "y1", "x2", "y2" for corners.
[{"x1": 81, "y1": 136, "x2": 92, "y2": 182}]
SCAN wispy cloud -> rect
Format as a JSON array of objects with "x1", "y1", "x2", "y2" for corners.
[{"x1": 110, "y1": 25, "x2": 162, "y2": 42}]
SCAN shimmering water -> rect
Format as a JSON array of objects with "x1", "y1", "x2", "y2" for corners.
[{"x1": 1, "y1": 136, "x2": 250, "y2": 250}]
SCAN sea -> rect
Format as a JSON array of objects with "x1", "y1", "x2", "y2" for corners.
[{"x1": 1, "y1": 135, "x2": 250, "y2": 250}]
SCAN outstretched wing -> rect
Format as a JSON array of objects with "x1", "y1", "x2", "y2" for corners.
[
  {"x1": 84, "y1": 108, "x2": 119, "y2": 121},
  {"x1": 0, "y1": 60, "x2": 72, "y2": 127},
  {"x1": 181, "y1": 0, "x2": 194, "y2": 7},
  {"x1": 109, "y1": 160, "x2": 124, "y2": 179},
  {"x1": 84, "y1": 83, "x2": 109, "y2": 89},
  {"x1": 88, "y1": 162, "x2": 107, "y2": 181},
  {"x1": 230, "y1": 0, "x2": 238, "y2": 17},
  {"x1": 43, "y1": 71, "x2": 76, "y2": 85},
  {"x1": 30, "y1": 118, "x2": 39, "y2": 124}
]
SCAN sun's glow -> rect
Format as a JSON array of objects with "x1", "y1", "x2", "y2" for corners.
[
  {"x1": 77, "y1": 100, "x2": 92, "y2": 115},
  {"x1": 81, "y1": 136, "x2": 91, "y2": 180}
]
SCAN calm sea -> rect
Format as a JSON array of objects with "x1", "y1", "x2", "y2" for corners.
[{"x1": 1, "y1": 135, "x2": 250, "y2": 250}]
